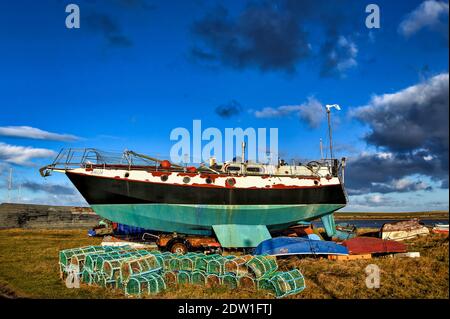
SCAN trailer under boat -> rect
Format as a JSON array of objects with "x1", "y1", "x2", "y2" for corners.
[{"x1": 40, "y1": 148, "x2": 348, "y2": 247}]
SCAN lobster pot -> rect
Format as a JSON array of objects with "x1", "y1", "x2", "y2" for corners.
[
  {"x1": 163, "y1": 271, "x2": 178, "y2": 288},
  {"x1": 258, "y1": 270, "x2": 306, "y2": 298},
  {"x1": 179, "y1": 253, "x2": 198, "y2": 271},
  {"x1": 100, "y1": 250, "x2": 154, "y2": 279},
  {"x1": 238, "y1": 275, "x2": 256, "y2": 289},
  {"x1": 59, "y1": 246, "x2": 106, "y2": 275},
  {"x1": 194, "y1": 254, "x2": 221, "y2": 272},
  {"x1": 81, "y1": 269, "x2": 95, "y2": 285},
  {"x1": 224, "y1": 255, "x2": 253, "y2": 276},
  {"x1": 159, "y1": 254, "x2": 177, "y2": 271},
  {"x1": 84, "y1": 251, "x2": 121, "y2": 273},
  {"x1": 221, "y1": 274, "x2": 238, "y2": 289},
  {"x1": 205, "y1": 274, "x2": 221, "y2": 288},
  {"x1": 191, "y1": 271, "x2": 207, "y2": 286},
  {"x1": 151, "y1": 253, "x2": 167, "y2": 268},
  {"x1": 177, "y1": 270, "x2": 191, "y2": 285},
  {"x1": 246, "y1": 255, "x2": 278, "y2": 278},
  {"x1": 120, "y1": 255, "x2": 162, "y2": 282},
  {"x1": 84, "y1": 247, "x2": 137, "y2": 272},
  {"x1": 101, "y1": 258, "x2": 129, "y2": 281},
  {"x1": 206, "y1": 256, "x2": 235, "y2": 275},
  {"x1": 94, "y1": 272, "x2": 107, "y2": 287},
  {"x1": 168, "y1": 257, "x2": 181, "y2": 271},
  {"x1": 180, "y1": 253, "x2": 204, "y2": 271},
  {"x1": 125, "y1": 273, "x2": 166, "y2": 297}
]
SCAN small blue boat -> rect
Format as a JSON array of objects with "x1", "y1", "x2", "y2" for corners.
[
  {"x1": 333, "y1": 223, "x2": 358, "y2": 241},
  {"x1": 254, "y1": 237, "x2": 349, "y2": 256}
]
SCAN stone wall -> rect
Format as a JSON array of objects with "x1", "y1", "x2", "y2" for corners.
[{"x1": 0, "y1": 203, "x2": 100, "y2": 229}]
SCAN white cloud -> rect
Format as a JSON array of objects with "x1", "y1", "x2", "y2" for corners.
[
  {"x1": 254, "y1": 97, "x2": 324, "y2": 128},
  {"x1": 399, "y1": 0, "x2": 449, "y2": 37},
  {"x1": 0, "y1": 126, "x2": 79, "y2": 141},
  {"x1": 0, "y1": 142, "x2": 56, "y2": 166},
  {"x1": 372, "y1": 178, "x2": 431, "y2": 192},
  {"x1": 335, "y1": 36, "x2": 358, "y2": 72}
]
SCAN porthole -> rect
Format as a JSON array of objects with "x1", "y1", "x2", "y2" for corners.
[
  {"x1": 314, "y1": 180, "x2": 319, "y2": 185},
  {"x1": 124, "y1": 172, "x2": 130, "y2": 178},
  {"x1": 226, "y1": 178, "x2": 236, "y2": 187},
  {"x1": 205, "y1": 178, "x2": 213, "y2": 184},
  {"x1": 183, "y1": 176, "x2": 191, "y2": 183},
  {"x1": 161, "y1": 175, "x2": 169, "y2": 182}
]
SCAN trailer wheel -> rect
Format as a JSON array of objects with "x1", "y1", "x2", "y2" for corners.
[{"x1": 170, "y1": 242, "x2": 189, "y2": 254}]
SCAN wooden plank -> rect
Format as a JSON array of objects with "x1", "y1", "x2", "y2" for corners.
[{"x1": 328, "y1": 254, "x2": 372, "y2": 261}]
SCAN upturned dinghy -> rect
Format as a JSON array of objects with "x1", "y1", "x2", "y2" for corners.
[{"x1": 254, "y1": 237, "x2": 348, "y2": 256}]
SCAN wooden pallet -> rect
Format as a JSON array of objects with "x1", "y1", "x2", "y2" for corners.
[{"x1": 328, "y1": 254, "x2": 372, "y2": 261}]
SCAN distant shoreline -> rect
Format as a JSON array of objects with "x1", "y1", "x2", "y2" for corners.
[
  {"x1": 335, "y1": 211, "x2": 449, "y2": 220},
  {"x1": 1, "y1": 203, "x2": 448, "y2": 224}
]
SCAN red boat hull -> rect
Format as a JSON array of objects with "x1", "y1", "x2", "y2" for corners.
[{"x1": 342, "y1": 237, "x2": 407, "y2": 255}]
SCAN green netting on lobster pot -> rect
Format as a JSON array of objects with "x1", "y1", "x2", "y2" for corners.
[
  {"x1": 194, "y1": 254, "x2": 222, "y2": 272},
  {"x1": 158, "y1": 253, "x2": 176, "y2": 271},
  {"x1": 100, "y1": 250, "x2": 155, "y2": 279},
  {"x1": 177, "y1": 270, "x2": 191, "y2": 285},
  {"x1": 85, "y1": 251, "x2": 119, "y2": 273},
  {"x1": 168, "y1": 257, "x2": 181, "y2": 271},
  {"x1": 163, "y1": 271, "x2": 178, "y2": 288},
  {"x1": 206, "y1": 256, "x2": 234, "y2": 275},
  {"x1": 205, "y1": 274, "x2": 221, "y2": 288},
  {"x1": 268, "y1": 269, "x2": 306, "y2": 298},
  {"x1": 180, "y1": 253, "x2": 204, "y2": 271},
  {"x1": 150, "y1": 254, "x2": 165, "y2": 268},
  {"x1": 246, "y1": 255, "x2": 278, "y2": 278},
  {"x1": 59, "y1": 246, "x2": 106, "y2": 272},
  {"x1": 120, "y1": 254, "x2": 162, "y2": 282},
  {"x1": 85, "y1": 247, "x2": 138, "y2": 272},
  {"x1": 81, "y1": 269, "x2": 95, "y2": 285},
  {"x1": 191, "y1": 271, "x2": 207, "y2": 286},
  {"x1": 94, "y1": 272, "x2": 107, "y2": 287},
  {"x1": 101, "y1": 256, "x2": 134, "y2": 281},
  {"x1": 125, "y1": 273, "x2": 166, "y2": 297},
  {"x1": 224, "y1": 255, "x2": 252, "y2": 276},
  {"x1": 221, "y1": 274, "x2": 238, "y2": 289},
  {"x1": 238, "y1": 275, "x2": 256, "y2": 289}
]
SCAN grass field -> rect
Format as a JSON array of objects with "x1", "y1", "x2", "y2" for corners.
[{"x1": 0, "y1": 228, "x2": 448, "y2": 299}]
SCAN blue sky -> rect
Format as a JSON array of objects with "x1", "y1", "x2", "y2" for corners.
[{"x1": 0, "y1": 0, "x2": 448, "y2": 212}]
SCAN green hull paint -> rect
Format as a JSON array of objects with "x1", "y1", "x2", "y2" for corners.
[
  {"x1": 91, "y1": 203, "x2": 344, "y2": 237},
  {"x1": 212, "y1": 224, "x2": 272, "y2": 248}
]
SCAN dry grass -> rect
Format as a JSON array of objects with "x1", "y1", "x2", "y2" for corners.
[{"x1": 0, "y1": 229, "x2": 448, "y2": 299}]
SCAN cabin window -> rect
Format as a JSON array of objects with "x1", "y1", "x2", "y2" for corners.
[
  {"x1": 226, "y1": 166, "x2": 241, "y2": 172},
  {"x1": 161, "y1": 175, "x2": 169, "y2": 182},
  {"x1": 183, "y1": 177, "x2": 191, "y2": 183},
  {"x1": 247, "y1": 167, "x2": 262, "y2": 173},
  {"x1": 205, "y1": 178, "x2": 213, "y2": 184}
]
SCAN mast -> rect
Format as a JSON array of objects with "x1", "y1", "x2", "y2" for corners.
[
  {"x1": 320, "y1": 138, "x2": 324, "y2": 160},
  {"x1": 325, "y1": 104, "x2": 341, "y2": 160},
  {"x1": 7, "y1": 168, "x2": 12, "y2": 203},
  {"x1": 327, "y1": 109, "x2": 333, "y2": 159}
]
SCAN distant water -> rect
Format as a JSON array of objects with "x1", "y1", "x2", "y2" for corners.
[{"x1": 312, "y1": 219, "x2": 449, "y2": 229}]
